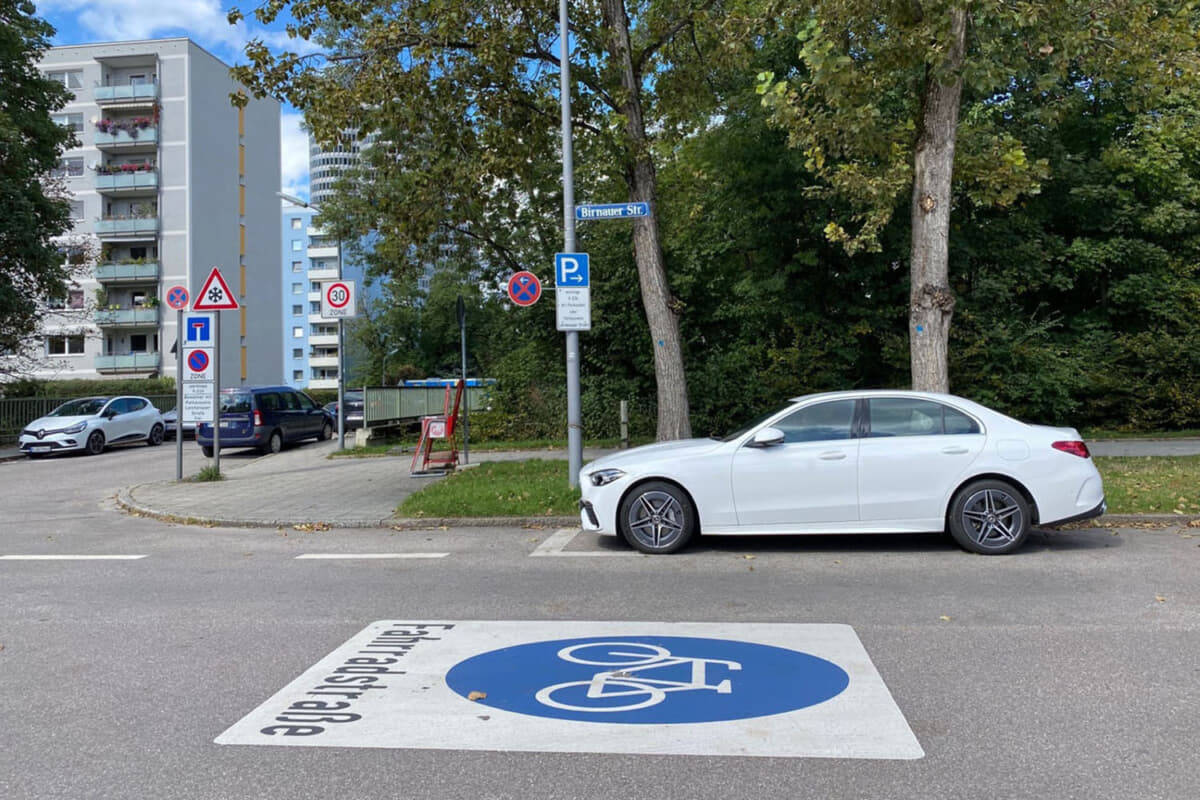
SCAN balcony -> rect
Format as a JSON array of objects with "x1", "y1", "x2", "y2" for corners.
[
  {"x1": 309, "y1": 334, "x2": 338, "y2": 346},
  {"x1": 94, "y1": 83, "x2": 158, "y2": 105},
  {"x1": 308, "y1": 356, "x2": 338, "y2": 368},
  {"x1": 95, "y1": 216, "x2": 159, "y2": 238},
  {"x1": 95, "y1": 171, "x2": 158, "y2": 194},
  {"x1": 94, "y1": 127, "x2": 158, "y2": 152},
  {"x1": 308, "y1": 268, "x2": 338, "y2": 281},
  {"x1": 95, "y1": 352, "x2": 161, "y2": 373},
  {"x1": 94, "y1": 262, "x2": 159, "y2": 282},
  {"x1": 94, "y1": 307, "x2": 159, "y2": 327}
]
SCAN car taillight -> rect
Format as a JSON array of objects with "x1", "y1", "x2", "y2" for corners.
[
  {"x1": 253, "y1": 410, "x2": 263, "y2": 427},
  {"x1": 1052, "y1": 440, "x2": 1090, "y2": 458}
]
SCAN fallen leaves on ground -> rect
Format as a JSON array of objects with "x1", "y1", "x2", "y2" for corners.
[
  {"x1": 467, "y1": 691, "x2": 487, "y2": 701},
  {"x1": 293, "y1": 522, "x2": 332, "y2": 532}
]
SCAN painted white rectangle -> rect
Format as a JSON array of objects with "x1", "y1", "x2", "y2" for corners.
[
  {"x1": 294, "y1": 553, "x2": 449, "y2": 560},
  {"x1": 530, "y1": 528, "x2": 641, "y2": 557},
  {"x1": 556, "y1": 286, "x2": 591, "y2": 331},
  {"x1": 0, "y1": 555, "x2": 147, "y2": 560},
  {"x1": 182, "y1": 382, "x2": 214, "y2": 423},
  {"x1": 215, "y1": 620, "x2": 923, "y2": 759}
]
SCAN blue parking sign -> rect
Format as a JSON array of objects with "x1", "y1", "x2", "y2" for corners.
[{"x1": 555, "y1": 253, "x2": 589, "y2": 287}]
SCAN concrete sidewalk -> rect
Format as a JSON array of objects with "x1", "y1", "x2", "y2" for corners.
[{"x1": 115, "y1": 442, "x2": 600, "y2": 529}]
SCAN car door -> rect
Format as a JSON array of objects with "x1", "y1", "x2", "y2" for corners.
[
  {"x1": 125, "y1": 397, "x2": 154, "y2": 438},
  {"x1": 103, "y1": 397, "x2": 138, "y2": 442},
  {"x1": 730, "y1": 399, "x2": 860, "y2": 528},
  {"x1": 857, "y1": 397, "x2": 986, "y2": 524},
  {"x1": 291, "y1": 391, "x2": 323, "y2": 437}
]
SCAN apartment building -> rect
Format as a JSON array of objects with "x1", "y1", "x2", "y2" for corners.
[{"x1": 31, "y1": 39, "x2": 281, "y2": 385}]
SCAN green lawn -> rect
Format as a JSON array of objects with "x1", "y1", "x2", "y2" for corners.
[{"x1": 396, "y1": 455, "x2": 1200, "y2": 519}]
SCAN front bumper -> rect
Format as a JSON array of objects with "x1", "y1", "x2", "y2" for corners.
[{"x1": 18, "y1": 435, "x2": 84, "y2": 454}]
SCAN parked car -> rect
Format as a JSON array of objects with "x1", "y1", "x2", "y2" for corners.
[
  {"x1": 161, "y1": 406, "x2": 196, "y2": 439},
  {"x1": 19, "y1": 396, "x2": 165, "y2": 457},
  {"x1": 578, "y1": 390, "x2": 1106, "y2": 556},
  {"x1": 324, "y1": 389, "x2": 365, "y2": 430},
  {"x1": 196, "y1": 386, "x2": 333, "y2": 457}
]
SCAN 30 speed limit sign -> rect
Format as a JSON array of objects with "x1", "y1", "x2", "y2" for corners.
[{"x1": 320, "y1": 280, "x2": 358, "y2": 319}]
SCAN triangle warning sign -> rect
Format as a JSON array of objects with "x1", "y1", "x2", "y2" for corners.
[{"x1": 193, "y1": 267, "x2": 240, "y2": 310}]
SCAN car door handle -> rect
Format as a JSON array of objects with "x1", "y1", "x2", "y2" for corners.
[
  {"x1": 819, "y1": 451, "x2": 847, "y2": 460},
  {"x1": 941, "y1": 446, "x2": 969, "y2": 455}
]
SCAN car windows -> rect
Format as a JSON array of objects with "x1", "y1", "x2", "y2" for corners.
[
  {"x1": 51, "y1": 398, "x2": 109, "y2": 416},
  {"x1": 259, "y1": 392, "x2": 283, "y2": 412},
  {"x1": 220, "y1": 391, "x2": 253, "y2": 413},
  {"x1": 128, "y1": 398, "x2": 147, "y2": 412},
  {"x1": 867, "y1": 398, "x2": 981, "y2": 436},
  {"x1": 107, "y1": 398, "x2": 132, "y2": 416},
  {"x1": 294, "y1": 392, "x2": 315, "y2": 411},
  {"x1": 773, "y1": 400, "x2": 856, "y2": 443}
]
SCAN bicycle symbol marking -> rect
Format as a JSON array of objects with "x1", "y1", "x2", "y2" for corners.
[{"x1": 535, "y1": 642, "x2": 741, "y2": 713}]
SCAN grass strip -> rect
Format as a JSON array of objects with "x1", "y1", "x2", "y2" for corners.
[
  {"x1": 397, "y1": 459, "x2": 581, "y2": 518},
  {"x1": 1094, "y1": 456, "x2": 1200, "y2": 515}
]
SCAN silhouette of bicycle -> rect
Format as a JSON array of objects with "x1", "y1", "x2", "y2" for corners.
[{"x1": 534, "y1": 641, "x2": 742, "y2": 713}]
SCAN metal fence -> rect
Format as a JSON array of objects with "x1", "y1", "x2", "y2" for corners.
[
  {"x1": 0, "y1": 394, "x2": 178, "y2": 444},
  {"x1": 363, "y1": 386, "x2": 492, "y2": 427}
]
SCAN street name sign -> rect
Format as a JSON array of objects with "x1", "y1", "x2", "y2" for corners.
[{"x1": 575, "y1": 203, "x2": 650, "y2": 221}]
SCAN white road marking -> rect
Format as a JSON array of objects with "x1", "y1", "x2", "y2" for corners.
[
  {"x1": 294, "y1": 553, "x2": 449, "y2": 560},
  {"x1": 531, "y1": 527, "x2": 642, "y2": 557},
  {"x1": 0, "y1": 555, "x2": 147, "y2": 560}
]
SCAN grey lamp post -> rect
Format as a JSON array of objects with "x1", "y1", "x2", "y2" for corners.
[{"x1": 279, "y1": 191, "x2": 346, "y2": 449}]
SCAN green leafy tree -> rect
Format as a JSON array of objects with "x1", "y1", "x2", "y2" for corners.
[
  {"x1": 756, "y1": 0, "x2": 1199, "y2": 392},
  {"x1": 0, "y1": 1, "x2": 76, "y2": 362},
  {"x1": 229, "y1": 0, "x2": 753, "y2": 440}
]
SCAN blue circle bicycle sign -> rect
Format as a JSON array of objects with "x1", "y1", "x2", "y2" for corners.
[{"x1": 445, "y1": 635, "x2": 849, "y2": 724}]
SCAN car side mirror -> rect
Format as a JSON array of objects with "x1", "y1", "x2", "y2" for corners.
[{"x1": 748, "y1": 427, "x2": 785, "y2": 448}]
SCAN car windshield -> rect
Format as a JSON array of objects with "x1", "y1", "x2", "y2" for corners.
[
  {"x1": 714, "y1": 406, "x2": 789, "y2": 442},
  {"x1": 49, "y1": 398, "x2": 109, "y2": 417},
  {"x1": 219, "y1": 390, "x2": 253, "y2": 413}
]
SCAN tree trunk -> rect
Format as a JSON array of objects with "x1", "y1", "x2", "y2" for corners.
[
  {"x1": 601, "y1": 0, "x2": 692, "y2": 440},
  {"x1": 909, "y1": 9, "x2": 967, "y2": 393}
]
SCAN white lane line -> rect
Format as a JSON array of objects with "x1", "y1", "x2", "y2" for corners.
[
  {"x1": 530, "y1": 528, "x2": 643, "y2": 557},
  {"x1": 294, "y1": 553, "x2": 449, "y2": 560},
  {"x1": 0, "y1": 555, "x2": 147, "y2": 560}
]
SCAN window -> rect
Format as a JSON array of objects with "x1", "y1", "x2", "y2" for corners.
[
  {"x1": 129, "y1": 334, "x2": 148, "y2": 352},
  {"x1": 69, "y1": 290, "x2": 84, "y2": 309},
  {"x1": 310, "y1": 281, "x2": 321, "y2": 292},
  {"x1": 293, "y1": 327, "x2": 304, "y2": 338},
  {"x1": 292, "y1": 283, "x2": 303, "y2": 295},
  {"x1": 53, "y1": 113, "x2": 84, "y2": 132},
  {"x1": 51, "y1": 158, "x2": 85, "y2": 178},
  {"x1": 68, "y1": 201, "x2": 84, "y2": 220},
  {"x1": 46, "y1": 70, "x2": 83, "y2": 89},
  {"x1": 292, "y1": 305, "x2": 303, "y2": 315},
  {"x1": 291, "y1": 217, "x2": 303, "y2": 229},
  {"x1": 46, "y1": 335, "x2": 85, "y2": 355},
  {"x1": 129, "y1": 246, "x2": 149, "y2": 260},
  {"x1": 295, "y1": 392, "x2": 316, "y2": 410},
  {"x1": 866, "y1": 398, "x2": 981, "y2": 437},
  {"x1": 293, "y1": 370, "x2": 304, "y2": 381},
  {"x1": 291, "y1": 260, "x2": 303, "y2": 272},
  {"x1": 774, "y1": 400, "x2": 857, "y2": 443},
  {"x1": 292, "y1": 348, "x2": 303, "y2": 359},
  {"x1": 292, "y1": 240, "x2": 304, "y2": 251}
]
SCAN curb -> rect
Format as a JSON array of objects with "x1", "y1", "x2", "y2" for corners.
[{"x1": 115, "y1": 486, "x2": 578, "y2": 530}]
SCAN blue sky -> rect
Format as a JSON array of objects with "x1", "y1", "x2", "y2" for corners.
[{"x1": 37, "y1": 0, "x2": 314, "y2": 198}]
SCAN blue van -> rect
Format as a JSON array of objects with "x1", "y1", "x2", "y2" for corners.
[{"x1": 196, "y1": 386, "x2": 333, "y2": 457}]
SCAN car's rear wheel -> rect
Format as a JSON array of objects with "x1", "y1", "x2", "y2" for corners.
[
  {"x1": 319, "y1": 420, "x2": 333, "y2": 441},
  {"x1": 948, "y1": 479, "x2": 1032, "y2": 554},
  {"x1": 201, "y1": 445, "x2": 214, "y2": 458},
  {"x1": 617, "y1": 481, "x2": 697, "y2": 554},
  {"x1": 262, "y1": 430, "x2": 284, "y2": 454},
  {"x1": 85, "y1": 431, "x2": 106, "y2": 456},
  {"x1": 147, "y1": 424, "x2": 164, "y2": 446}
]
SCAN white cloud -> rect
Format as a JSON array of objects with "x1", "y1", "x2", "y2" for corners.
[{"x1": 281, "y1": 111, "x2": 310, "y2": 200}]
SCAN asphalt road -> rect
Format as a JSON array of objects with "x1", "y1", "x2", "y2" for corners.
[{"x1": 1, "y1": 445, "x2": 1197, "y2": 800}]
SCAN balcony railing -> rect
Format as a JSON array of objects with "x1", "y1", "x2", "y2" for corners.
[
  {"x1": 95, "y1": 216, "x2": 159, "y2": 237},
  {"x1": 94, "y1": 307, "x2": 159, "y2": 327},
  {"x1": 94, "y1": 262, "x2": 159, "y2": 282},
  {"x1": 95, "y1": 353, "x2": 161, "y2": 372},
  {"x1": 95, "y1": 171, "x2": 158, "y2": 192},
  {"x1": 94, "y1": 127, "x2": 158, "y2": 149},
  {"x1": 94, "y1": 83, "x2": 159, "y2": 104}
]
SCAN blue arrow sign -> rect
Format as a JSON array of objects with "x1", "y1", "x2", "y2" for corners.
[
  {"x1": 555, "y1": 253, "x2": 589, "y2": 287},
  {"x1": 575, "y1": 203, "x2": 650, "y2": 221}
]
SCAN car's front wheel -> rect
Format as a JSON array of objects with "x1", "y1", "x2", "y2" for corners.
[
  {"x1": 947, "y1": 479, "x2": 1032, "y2": 554},
  {"x1": 85, "y1": 431, "x2": 106, "y2": 456},
  {"x1": 147, "y1": 424, "x2": 164, "y2": 446},
  {"x1": 617, "y1": 481, "x2": 697, "y2": 555}
]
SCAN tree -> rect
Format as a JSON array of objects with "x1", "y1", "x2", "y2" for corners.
[
  {"x1": 756, "y1": 0, "x2": 1199, "y2": 391},
  {"x1": 0, "y1": 0, "x2": 76, "y2": 363},
  {"x1": 229, "y1": 0, "x2": 748, "y2": 440}
]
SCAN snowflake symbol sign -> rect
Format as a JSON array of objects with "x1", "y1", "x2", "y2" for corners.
[{"x1": 207, "y1": 287, "x2": 224, "y2": 303}]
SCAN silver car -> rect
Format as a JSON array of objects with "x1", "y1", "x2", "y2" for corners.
[{"x1": 19, "y1": 396, "x2": 165, "y2": 457}]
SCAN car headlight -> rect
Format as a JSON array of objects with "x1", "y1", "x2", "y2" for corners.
[
  {"x1": 588, "y1": 468, "x2": 626, "y2": 487},
  {"x1": 63, "y1": 422, "x2": 88, "y2": 434}
]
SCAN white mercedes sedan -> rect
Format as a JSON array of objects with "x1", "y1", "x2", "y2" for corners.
[{"x1": 578, "y1": 391, "x2": 1106, "y2": 555}]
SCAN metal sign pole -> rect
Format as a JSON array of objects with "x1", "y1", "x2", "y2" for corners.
[
  {"x1": 175, "y1": 308, "x2": 183, "y2": 481},
  {"x1": 560, "y1": 0, "x2": 582, "y2": 488},
  {"x1": 213, "y1": 312, "x2": 221, "y2": 474},
  {"x1": 458, "y1": 295, "x2": 469, "y2": 465}
]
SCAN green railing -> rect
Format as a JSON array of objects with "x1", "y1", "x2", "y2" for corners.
[
  {"x1": 95, "y1": 172, "x2": 158, "y2": 191},
  {"x1": 94, "y1": 127, "x2": 158, "y2": 148},
  {"x1": 94, "y1": 308, "x2": 158, "y2": 326},
  {"x1": 95, "y1": 217, "x2": 159, "y2": 236},
  {"x1": 94, "y1": 84, "x2": 158, "y2": 103},
  {"x1": 94, "y1": 353, "x2": 162, "y2": 372},
  {"x1": 94, "y1": 262, "x2": 159, "y2": 282},
  {"x1": 362, "y1": 386, "x2": 492, "y2": 427}
]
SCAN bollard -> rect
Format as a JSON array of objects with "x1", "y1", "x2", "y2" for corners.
[{"x1": 620, "y1": 400, "x2": 629, "y2": 449}]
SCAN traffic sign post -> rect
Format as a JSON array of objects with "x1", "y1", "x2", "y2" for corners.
[
  {"x1": 166, "y1": 284, "x2": 191, "y2": 480},
  {"x1": 192, "y1": 267, "x2": 237, "y2": 473}
]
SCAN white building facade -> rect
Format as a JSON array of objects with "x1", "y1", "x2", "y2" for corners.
[{"x1": 31, "y1": 39, "x2": 282, "y2": 385}]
